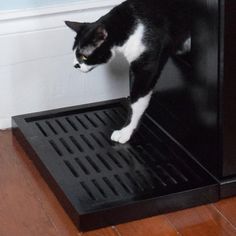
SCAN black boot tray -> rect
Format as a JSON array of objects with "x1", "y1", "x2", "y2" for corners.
[{"x1": 12, "y1": 98, "x2": 218, "y2": 231}]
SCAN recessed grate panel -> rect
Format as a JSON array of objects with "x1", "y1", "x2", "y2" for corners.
[{"x1": 12, "y1": 99, "x2": 218, "y2": 231}]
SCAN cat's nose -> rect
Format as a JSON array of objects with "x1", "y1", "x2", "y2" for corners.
[{"x1": 74, "y1": 63, "x2": 80, "y2": 69}]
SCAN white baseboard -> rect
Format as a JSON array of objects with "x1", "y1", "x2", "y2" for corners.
[{"x1": 0, "y1": 118, "x2": 11, "y2": 130}]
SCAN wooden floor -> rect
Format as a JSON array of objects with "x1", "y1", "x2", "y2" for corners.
[{"x1": 1, "y1": 130, "x2": 236, "y2": 236}]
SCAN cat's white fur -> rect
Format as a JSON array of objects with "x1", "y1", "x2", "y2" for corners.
[
  {"x1": 115, "y1": 22, "x2": 146, "y2": 63},
  {"x1": 111, "y1": 91, "x2": 152, "y2": 144},
  {"x1": 73, "y1": 49, "x2": 94, "y2": 73},
  {"x1": 74, "y1": 22, "x2": 147, "y2": 73},
  {"x1": 80, "y1": 63, "x2": 94, "y2": 73}
]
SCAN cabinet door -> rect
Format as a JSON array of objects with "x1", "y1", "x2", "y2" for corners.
[
  {"x1": 220, "y1": 0, "x2": 236, "y2": 177},
  {"x1": 148, "y1": 0, "x2": 221, "y2": 177}
]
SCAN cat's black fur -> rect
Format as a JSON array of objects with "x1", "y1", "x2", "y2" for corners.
[{"x1": 65, "y1": 0, "x2": 191, "y2": 144}]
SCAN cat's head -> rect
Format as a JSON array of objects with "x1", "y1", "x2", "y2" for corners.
[{"x1": 65, "y1": 21, "x2": 113, "y2": 73}]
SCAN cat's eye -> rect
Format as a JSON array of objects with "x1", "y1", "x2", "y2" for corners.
[{"x1": 81, "y1": 55, "x2": 88, "y2": 61}]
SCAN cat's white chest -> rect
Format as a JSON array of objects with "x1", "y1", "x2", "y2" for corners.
[{"x1": 115, "y1": 23, "x2": 146, "y2": 63}]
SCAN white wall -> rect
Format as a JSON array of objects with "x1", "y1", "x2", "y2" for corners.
[
  {"x1": 0, "y1": 0, "x2": 129, "y2": 129},
  {"x1": 0, "y1": 0, "x2": 83, "y2": 11}
]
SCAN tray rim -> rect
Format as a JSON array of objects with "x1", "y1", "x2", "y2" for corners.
[{"x1": 12, "y1": 98, "x2": 219, "y2": 231}]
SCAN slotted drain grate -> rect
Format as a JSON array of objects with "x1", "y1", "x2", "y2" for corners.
[{"x1": 12, "y1": 99, "x2": 218, "y2": 231}]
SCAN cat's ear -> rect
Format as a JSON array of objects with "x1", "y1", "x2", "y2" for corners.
[
  {"x1": 93, "y1": 24, "x2": 108, "y2": 46},
  {"x1": 65, "y1": 21, "x2": 82, "y2": 32}
]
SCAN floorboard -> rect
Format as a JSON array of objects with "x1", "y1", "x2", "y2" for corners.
[
  {"x1": 0, "y1": 131, "x2": 59, "y2": 236},
  {"x1": 0, "y1": 130, "x2": 236, "y2": 236},
  {"x1": 116, "y1": 215, "x2": 180, "y2": 236},
  {"x1": 82, "y1": 227, "x2": 118, "y2": 236},
  {"x1": 214, "y1": 198, "x2": 236, "y2": 228},
  {"x1": 167, "y1": 205, "x2": 236, "y2": 236}
]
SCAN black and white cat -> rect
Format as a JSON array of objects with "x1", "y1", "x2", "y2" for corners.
[{"x1": 65, "y1": 0, "x2": 191, "y2": 144}]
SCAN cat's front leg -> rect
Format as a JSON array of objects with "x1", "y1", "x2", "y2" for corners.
[
  {"x1": 111, "y1": 54, "x2": 156, "y2": 144},
  {"x1": 111, "y1": 91, "x2": 153, "y2": 144},
  {"x1": 111, "y1": 46, "x2": 170, "y2": 144}
]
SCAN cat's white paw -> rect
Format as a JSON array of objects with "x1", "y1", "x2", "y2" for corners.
[{"x1": 111, "y1": 127, "x2": 133, "y2": 144}]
